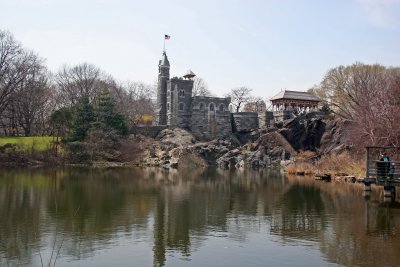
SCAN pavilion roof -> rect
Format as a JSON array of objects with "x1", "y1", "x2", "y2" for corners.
[{"x1": 270, "y1": 90, "x2": 320, "y2": 102}]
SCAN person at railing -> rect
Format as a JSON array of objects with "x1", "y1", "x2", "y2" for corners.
[
  {"x1": 377, "y1": 152, "x2": 391, "y2": 179},
  {"x1": 380, "y1": 152, "x2": 390, "y2": 162}
]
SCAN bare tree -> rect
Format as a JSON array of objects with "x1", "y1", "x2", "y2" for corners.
[
  {"x1": 123, "y1": 81, "x2": 155, "y2": 127},
  {"x1": 314, "y1": 63, "x2": 386, "y2": 120},
  {"x1": 192, "y1": 77, "x2": 212, "y2": 97},
  {"x1": 226, "y1": 86, "x2": 253, "y2": 112},
  {"x1": 314, "y1": 63, "x2": 400, "y2": 147},
  {"x1": 55, "y1": 63, "x2": 102, "y2": 106},
  {"x1": 0, "y1": 30, "x2": 37, "y2": 117},
  {"x1": 104, "y1": 81, "x2": 155, "y2": 128},
  {"x1": 0, "y1": 30, "x2": 54, "y2": 135},
  {"x1": 13, "y1": 60, "x2": 53, "y2": 136}
]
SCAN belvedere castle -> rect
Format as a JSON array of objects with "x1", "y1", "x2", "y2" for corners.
[
  {"x1": 155, "y1": 51, "x2": 235, "y2": 140},
  {"x1": 148, "y1": 51, "x2": 320, "y2": 140}
]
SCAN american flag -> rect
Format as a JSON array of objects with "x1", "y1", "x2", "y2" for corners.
[{"x1": 164, "y1": 34, "x2": 171, "y2": 40}]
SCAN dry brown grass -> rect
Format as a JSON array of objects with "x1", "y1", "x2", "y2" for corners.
[
  {"x1": 285, "y1": 151, "x2": 366, "y2": 177},
  {"x1": 315, "y1": 152, "x2": 365, "y2": 177},
  {"x1": 286, "y1": 162, "x2": 316, "y2": 175}
]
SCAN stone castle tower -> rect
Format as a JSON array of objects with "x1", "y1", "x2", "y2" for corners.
[
  {"x1": 154, "y1": 51, "x2": 233, "y2": 140},
  {"x1": 155, "y1": 51, "x2": 170, "y2": 125},
  {"x1": 166, "y1": 72, "x2": 194, "y2": 128}
]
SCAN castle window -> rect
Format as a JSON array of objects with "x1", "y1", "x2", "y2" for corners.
[
  {"x1": 199, "y1": 103, "x2": 205, "y2": 110},
  {"x1": 179, "y1": 102, "x2": 185, "y2": 111},
  {"x1": 179, "y1": 89, "x2": 185, "y2": 97},
  {"x1": 209, "y1": 103, "x2": 215, "y2": 111},
  {"x1": 167, "y1": 103, "x2": 170, "y2": 111},
  {"x1": 219, "y1": 104, "x2": 224, "y2": 112}
]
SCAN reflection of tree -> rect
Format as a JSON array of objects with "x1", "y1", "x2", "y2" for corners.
[
  {"x1": 0, "y1": 169, "x2": 58, "y2": 266},
  {"x1": 304, "y1": 178, "x2": 400, "y2": 267},
  {"x1": 270, "y1": 183, "x2": 326, "y2": 240},
  {"x1": 46, "y1": 168, "x2": 159, "y2": 259}
]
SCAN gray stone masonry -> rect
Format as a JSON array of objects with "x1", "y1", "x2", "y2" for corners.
[
  {"x1": 259, "y1": 111, "x2": 274, "y2": 128},
  {"x1": 191, "y1": 96, "x2": 231, "y2": 140},
  {"x1": 167, "y1": 77, "x2": 193, "y2": 128},
  {"x1": 155, "y1": 52, "x2": 170, "y2": 125},
  {"x1": 232, "y1": 112, "x2": 259, "y2": 133}
]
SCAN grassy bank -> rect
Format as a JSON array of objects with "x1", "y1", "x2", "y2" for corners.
[
  {"x1": 0, "y1": 136, "x2": 53, "y2": 152},
  {"x1": 0, "y1": 136, "x2": 58, "y2": 165}
]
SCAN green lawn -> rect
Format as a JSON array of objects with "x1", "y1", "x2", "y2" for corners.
[{"x1": 0, "y1": 136, "x2": 54, "y2": 152}]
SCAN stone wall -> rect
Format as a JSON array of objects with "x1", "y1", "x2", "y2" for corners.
[
  {"x1": 131, "y1": 126, "x2": 168, "y2": 138},
  {"x1": 258, "y1": 111, "x2": 274, "y2": 128},
  {"x1": 191, "y1": 96, "x2": 231, "y2": 140},
  {"x1": 232, "y1": 112, "x2": 259, "y2": 133}
]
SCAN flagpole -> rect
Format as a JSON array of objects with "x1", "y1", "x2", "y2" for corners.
[{"x1": 163, "y1": 34, "x2": 165, "y2": 52}]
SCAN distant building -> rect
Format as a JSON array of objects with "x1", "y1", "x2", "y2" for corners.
[{"x1": 243, "y1": 100, "x2": 266, "y2": 112}]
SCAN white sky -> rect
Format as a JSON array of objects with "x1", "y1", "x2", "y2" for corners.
[{"x1": 1, "y1": 0, "x2": 400, "y2": 99}]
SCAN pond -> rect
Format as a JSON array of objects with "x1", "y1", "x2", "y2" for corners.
[{"x1": 0, "y1": 167, "x2": 399, "y2": 267}]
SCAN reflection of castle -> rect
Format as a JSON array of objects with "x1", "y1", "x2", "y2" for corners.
[{"x1": 155, "y1": 51, "x2": 231, "y2": 140}]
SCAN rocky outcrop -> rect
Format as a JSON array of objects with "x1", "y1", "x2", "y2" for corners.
[
  {"x1": 275, "y1": 112, "x2": 347, "y2": 154},
  {"x1": 319, "y1": 117, "x2": 349, "y2": 154},
  {"x1": 141, "y1": 128, "x2": 238, "y2": 169},
  {"x1": 139, "y1": 113, "x2": 347, "y2": 170},
  {"x1": 216, "y1": 130, "x2": 296, "y2": 169},
  {"x1": 275, "y1": 112, "x2": 325, "y2": 151},
  {"x1": 141, "y1": 126, "x2": 298, "y2": 170}
]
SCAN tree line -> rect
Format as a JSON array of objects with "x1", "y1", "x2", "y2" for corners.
[
  {"x1": 2, "y1": 29, "x2": 399, "y2": 150},
  {"x1": 0, "y1": 29, "x2": 154, "y2": 138}
]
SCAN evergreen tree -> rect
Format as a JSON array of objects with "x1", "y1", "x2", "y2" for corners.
[
  {"x1": 49, "y1": 107, "x2": 73, "y2": 138},
  {"x1": 69, "y1": 95, "x2": 94, "y2": 141},
  {"x1": 93, "y1": 90, "x2": 128, "y2": 135}
]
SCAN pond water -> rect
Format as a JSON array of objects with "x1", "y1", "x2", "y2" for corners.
[{"x1": 0, "y1": 167, "x2": 399, "y2": 267}]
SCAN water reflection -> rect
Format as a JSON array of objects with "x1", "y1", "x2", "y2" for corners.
[{"x1": 0, "y1": 167, "x2": 399, "y2": 267}]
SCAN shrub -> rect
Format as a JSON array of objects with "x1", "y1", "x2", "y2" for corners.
[{"x1": 65, "y1": 141, "x2": 91, "y2": 163}]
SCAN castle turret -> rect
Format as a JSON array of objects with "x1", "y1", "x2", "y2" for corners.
[{"x1": 155, "y1": 51, "x2": 170, "y2": 125}]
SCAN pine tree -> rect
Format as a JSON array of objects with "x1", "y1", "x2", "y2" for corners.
[
  {"x1": 69, "y1": 95, "x2": 94, "y2": 141},
  {"x1": 93, "y1": 90, "x2": 128, "y2": 135}
]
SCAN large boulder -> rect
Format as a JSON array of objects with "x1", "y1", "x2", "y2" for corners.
[{"x1": 155, "y1": 128, "x2": 196, "y2": 148}]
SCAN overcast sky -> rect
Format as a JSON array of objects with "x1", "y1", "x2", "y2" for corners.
[{"x1": 1, "y1": 0, "x2": 400, "y2": 98}]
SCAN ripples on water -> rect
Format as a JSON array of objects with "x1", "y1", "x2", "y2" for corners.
[{"x1": 0, "y1": 167, "x2": 399, "y2": 267}]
